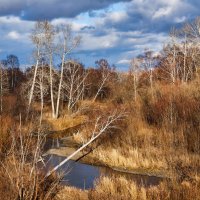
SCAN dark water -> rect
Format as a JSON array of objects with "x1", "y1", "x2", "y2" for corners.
[
  {"x1": 44, "y1": 154, "x2": 162, "y2": 190},
  {"x1": 45, "y1": 155, "x2": 100, "y2": 189}
]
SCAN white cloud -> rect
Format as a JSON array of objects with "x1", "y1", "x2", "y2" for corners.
[
  {"x1": 0, "y1": 16, "x2": 22, "y2": 24},
  {"x1": 7, "y1": 31, "x2": 20, "y2": 40},
  {"x1": 79, "y1": 32, "x2": 119, "y2": 50},
  {"x1": 152, "y1": 7, "x2": 172, "y2": 19},
  {"x1": 0, "y1": 0, "x2": 198, "y2": 70},
  {"x1": 51, "y1": 18, "x2": 68, "y2": 26},
  {"x1": 0, "y1": 16, "x2": 34, "y2": 32},
  {"x1": 117, "y1": 59, "x2": 131, "y2": 64},
  {"x1": 127, "y1": 0, "x2": 193, "y2": 24},
  {"x1": 108, "y1": 11, "x2": 128, "y2": 23},
  {"x1": 174, "y1": 16, "x2": 186, "y2": 23}
]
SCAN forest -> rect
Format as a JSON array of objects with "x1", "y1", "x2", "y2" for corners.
[{"x1": 0, "y1": 17, "x2": 200, "y2": 200}]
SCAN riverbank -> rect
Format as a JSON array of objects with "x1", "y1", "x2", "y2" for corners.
[{"x1": 45, "y1": 136, "x2": 169, "y2": 179}]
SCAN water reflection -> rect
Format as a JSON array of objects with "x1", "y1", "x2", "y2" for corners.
[
  {"x1": 44, "y1": 155, "x2": 162, "y2": 190},
  {"x1": 45, "y1": 155, "x2": 100, "y2": 189}
]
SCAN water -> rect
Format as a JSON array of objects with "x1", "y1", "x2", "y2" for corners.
[
  {"x1": 45, "y1": 155, "x2": 100, "y2": 189},
  {"x1": 44, "y1": 154, "x2": 162, "y2": 190}
]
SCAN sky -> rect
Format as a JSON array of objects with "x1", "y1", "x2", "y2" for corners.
[{"x1": 0, "y1": 0, "x2": 199, "y2": 70}]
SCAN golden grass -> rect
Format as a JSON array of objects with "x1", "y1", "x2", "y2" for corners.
[
  {"x1": 57, "y1": 176, "x2": 200, "y2": 200},
  {"x1": 29, "y1": 79, "x2": 200, "y2": 199},
  {"x1": 0, "y1": 115, "x2": 14, "y2": 153},
  {"x1": 70, "y1": 100, "x2": 200, "y2": 179},
  {"x1": 56, "y1": 186, "x2": 88, "y2": 200},
  {"x1": 46, "y1": 115, "x2": 88, "y2": 131},
  {"x1": 90, "y1": 176, "x2": 146, "y2": 200},
  {"x1": 91, "y1": 147, "x2": 168, "y2": 176}
]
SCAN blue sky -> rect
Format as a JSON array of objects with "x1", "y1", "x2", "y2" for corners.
[{"x1": 0, "y1": 0, "x2": 199, "y2": 70}]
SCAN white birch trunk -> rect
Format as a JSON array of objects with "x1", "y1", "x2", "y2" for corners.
[
  {"x1": 49, "y1": 55, "x2": 56, "y2": 118},
  {"x1": 27, "y1": 57, "x2": 39, "y2": 115},
  {"x1": 55, "y1": 53, "x2": 65, "y2": 118},
  {"x1": 45, "y1": 112, "x2": 124, "y2": 177}
]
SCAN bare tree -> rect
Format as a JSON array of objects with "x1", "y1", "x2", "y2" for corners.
[
  {"x1": 93, "y1": 59, "x2": 112, "y2": 102},
  {"x1": 63, "y1": 60, "x2": 88, "y2": 111},
  {"x1": 42, "y1": 21, "x2": 57, "y2": 119},
  {"x1": 140, "y1": 50, "x2": 157, "y2": 98},
  {"x1": 27, "y1": 22, "x2": 46, "y2": 115},
  {"x1": 22, "y1": 64, "x2": 49, "y2": 122},
  {"x1": 130, "y1": 58, "x2": 141, "y2": 102},
  {"x1": 28, "y1": 21, "x2": 81, "y2": 118},
  {"x1": 184, "y1": 17, "x2": 200, "y2": 48},
  {"x1": 54, "y1": 24, "x2": 81, "y2": 118},
  {"x1": 179, "y1": 20, "x2": 200, "y2": 82},
  {"x1": 37, "y1": 61, "x2": 50, "y2": 124},
  {"x1": 6, "y1": 54, "x2": 20, "y2": 91},
  {"x1": 161, "y1": 29, "x2": 179, "y2": 84},
  {"x1": 161, "y1": 19, "x2": 200, "y2": 84}
]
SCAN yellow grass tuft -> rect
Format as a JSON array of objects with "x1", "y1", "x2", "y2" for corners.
[{"x1": 46, "y1": 115, "x2": 88, "y2": 131}]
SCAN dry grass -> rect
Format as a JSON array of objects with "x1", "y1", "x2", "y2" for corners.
[
  {"x1": 58, "y1": 176, "x2": 200, "y2": 200},
  {"x1": 147, "y1": 180, "x2": 200, "y2": 200},
  {"x1": 69, "y1": 80, "x2": 200, "y2": 180},
  {"x1": 89, "y1": 176, "x2": 147, "y2": 200},
  {"x1": 46, "y1": 115, "x2": 88, "y2": 131},
  {"x1": 56, "y1": 187, "x2": 88, "y2": 200},
  {"x1": 1, "y1": 75, "x2": 199, "y2": 199},
  {"x1": 0, "y1": 115, "x2": 13, "y2": 153},
  {"x1": 0, "y1": 116, "x2": 62, "y2": 200},
  {"x1": 91, "y1": 148, "x2": 168, "y2": 176}
]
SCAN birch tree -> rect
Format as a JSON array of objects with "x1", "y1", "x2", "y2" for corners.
[
  {"x1": 54, "y1": 24, "x2": 81, "y2": 118},
  {"x1": 37, "y1": 61, "x2": 50, "y2": 124},
  {"x1": 179, "y1": 20, "x2": 200, "y2": 82},
  {"x1": 63, "y1": 60, "x2": 88, "y2": 111},
  {"x1": 27, "y1": 22, "x2": 45, "y2": 115},
  {"x1": 161, "y1": 29, "x2": 179, "y2": 84},
  {"x1": 22, "y1": 64, "x2": 49, "y2": 122},
  {"x1": 42, "y1": 21, "x2": 57, "y2": 118},
  {"x1": 93, "y1": 59, "x2": 112, "y2": 102},
  {"x1": 130, "y1": 58, "x2": 141, "y2": 102},
  {"x1": 6, "y1": 54, "x2": 20, "y2": 91},
  {"x1": 140, "y1": 50, "x2": 157, "y2": 98}
]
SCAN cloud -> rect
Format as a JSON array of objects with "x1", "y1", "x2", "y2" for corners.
[
  {"x1": 0, "y1": 0, "x2": 24, "y2": 16},
  {"x1": 97, "y1": 0, "x2": 198, "y2": 34},
  {"x1": 7, "y1": 31, "x2": 20, "y2": 40},
  {"x1": 79, "y1": 31, "x2": 120, "y2": 51},
  {"x1": 0, "y1": 16, "x2": 22, "y2": 24},
  {"x1": 108, "y1": 11, "x2": 128, "y2": 23},
  {"x1": 0, "y1": 0, "x2": 131, "y2": 20},
  {"x1": 0, "y1": 0, "x2": 200, "y2": 70},
  {"x1": 0, "y1": 16, "x2": 33, "y2": 65},
  {"x1": 117, "y1": 59, "x2": 131, "y2": 64},
  {"x1": 152, "y1": 7, "x2": 172, "y2": 19},
  {"x1": 81, "y1": 26, "x2": 95, "y2": 31},
  {"x1": 174, "y1": 16, "x2": 187, "y2": 23}
]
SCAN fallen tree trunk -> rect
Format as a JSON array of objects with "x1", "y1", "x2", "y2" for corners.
[{"x1": 45, "y1": 111, "x2": 125, "y2": 178}]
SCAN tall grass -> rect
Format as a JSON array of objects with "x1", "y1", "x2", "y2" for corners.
[
  {"x1": 0, "y1": 116, "x2": 62, "y2": 200},
  {"x1": 58, "y1": 176, "x2": 200, "y2": 200}
]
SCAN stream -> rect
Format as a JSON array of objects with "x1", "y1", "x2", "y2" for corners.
[{"x1": 44, "y1": 154, "x2": 162, "y2": 190}]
